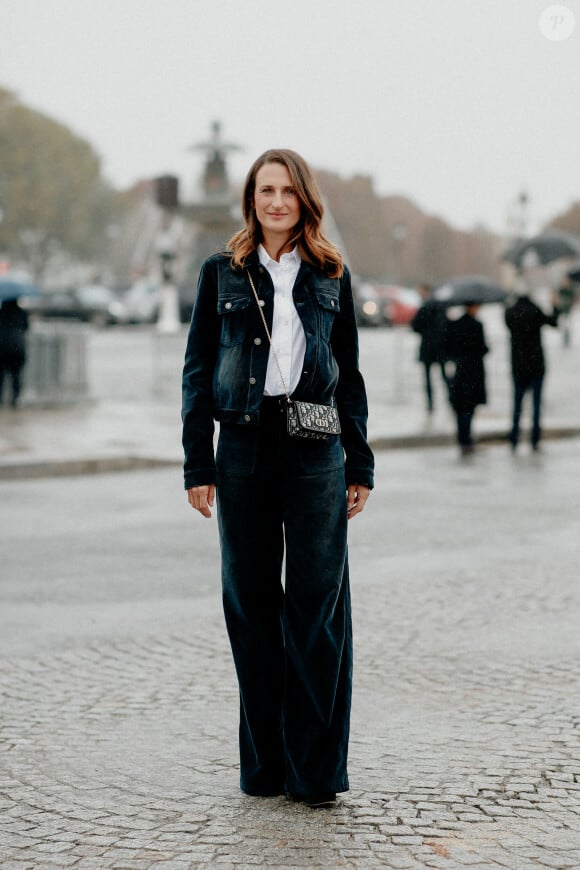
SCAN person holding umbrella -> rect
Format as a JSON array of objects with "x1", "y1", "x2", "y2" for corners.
[
  {"x1": 444, "y1": 302, "x2": 489, "y2": 455},
  {"x1": 0, "y1": 297, "x2": 29, "y2": 408},
  {"x1": 504, "y1": 285, "x2": 560, "y2": 452},
  {"x1": 433, "y1": 276, "x2": 503, "y2": 455}
]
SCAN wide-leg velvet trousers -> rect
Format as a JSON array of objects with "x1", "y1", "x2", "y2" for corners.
[{"x1": 216, "y1": 397, "x2": 352, "y2": 797}]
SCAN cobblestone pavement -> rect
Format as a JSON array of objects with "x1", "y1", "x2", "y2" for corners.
[{"x1": 1, "y1": 438, "x2": 580, "y2": 868}]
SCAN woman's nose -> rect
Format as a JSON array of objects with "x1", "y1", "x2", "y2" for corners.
[{"x1": 272, "y1": 190, "x2": 283, "y2": 208}]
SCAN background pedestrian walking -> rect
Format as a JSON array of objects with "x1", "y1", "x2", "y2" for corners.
[
  {"x1": 504, "y1": 288, "x2": 559, "y2": 452},
  {"x1": 0, "y1": 298, "x2": 29, "y2": 408},
  {"x1": 445, "y1": 303, "x2": 488, "y2": 454},
  {"x1": 410, "y1": 282, "x2": 449, "y2": 414}
]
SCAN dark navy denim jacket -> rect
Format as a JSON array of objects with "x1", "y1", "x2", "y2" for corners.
[{"x1": 182, "y1": 251, "x2": 374, "y2": 490}]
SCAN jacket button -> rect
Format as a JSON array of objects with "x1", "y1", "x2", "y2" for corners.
[
  {"x1": 249, "y1": 377, "x2": 256, "y2": 385},
  {"x1": 225, "y1": 301, "x2": 232, "y2": 309},
  {"x1": 259, "y1": 299, "x2": 265, "y2": 307},
  {"x1": 254, "y1": 337, "x2": 262, "y2": 345},
  {"x1": 244, "y1": 414, "x2": 251, "y2": 422}
]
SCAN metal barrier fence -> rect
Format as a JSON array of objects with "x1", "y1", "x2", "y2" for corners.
[{"x1": 23, "y1": 322, "x2": 90, "y2": 405}]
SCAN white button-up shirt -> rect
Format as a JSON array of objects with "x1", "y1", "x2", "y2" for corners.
[{"x1": 258, "y1": 244, "x2": 306, "y2": 397}]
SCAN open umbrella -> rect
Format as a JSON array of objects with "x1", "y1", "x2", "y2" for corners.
[
  {"x1": 0, "y1": 271, "x2": 41, "y2": 301},
  {"x1": 434, "y1": 275, "x2": 508, "y2": 306},
  {"x1": 502, "y1": 230, "x2": 580, "y2": 268}
]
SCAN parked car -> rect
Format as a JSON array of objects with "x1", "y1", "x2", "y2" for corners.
[
  {"x1": 371, "y1": 284, "x2": 421, "y2": 326},
  {"x1": 30, "y1": 285, "x2": 125, "y2": 326},
  {"x1": 119, "y1": 278, "x2": 160, "y2": 324},
  {"x1": 77, "y1": 285, "x2": 126, "y2": 325},
  {"x1": 353, "y1": 280, "x2": 385, "y2": 327}
]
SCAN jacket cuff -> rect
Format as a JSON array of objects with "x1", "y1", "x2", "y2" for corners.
[
  {"x1": 345, "y1": 470, "x2": 374, "y2": 490},
  {"x1": 184, "y1": 468, "x2": 217, "y2": 490}
]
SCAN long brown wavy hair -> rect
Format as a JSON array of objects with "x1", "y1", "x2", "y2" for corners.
[{"x1": 227, "y1": 149, "x2": 344, "y2": 278}]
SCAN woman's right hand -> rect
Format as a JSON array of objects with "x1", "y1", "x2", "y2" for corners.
[{"x1": 187, "y1": 485, "x2": 216, "y2": 518}]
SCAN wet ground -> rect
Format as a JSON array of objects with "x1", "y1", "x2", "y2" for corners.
[{"x1": 1, "y1": 313, "x2": 579, "y2": 867}]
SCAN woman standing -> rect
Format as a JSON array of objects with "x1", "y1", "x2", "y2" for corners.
[
  {"x1": 182, "y1": 149, "x2": 374, "y2": 808},
  {"x1": 445, "y1": 303, "x2": 489, "y2": 454}
]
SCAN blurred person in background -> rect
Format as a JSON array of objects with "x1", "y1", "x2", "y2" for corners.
[
  {"x1": 181, "y1": 148, "x2": 374, "y2": 809},
  {"x1": 445, "y1": 303, "x2": 488, "y2": 455},
  {"x1": 410, "y1": 282, "x2": 449, "y2": 414},
  {"x1": 0, "y1": 298, "x2": 29, "y2": 408},
  {"x1": 505, "y1": 287, "x2": 559, "y2": 452}
]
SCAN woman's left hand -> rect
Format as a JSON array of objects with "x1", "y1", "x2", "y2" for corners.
[{"x1": 346, "y1": 484, "x2": 370, "y2": 519}]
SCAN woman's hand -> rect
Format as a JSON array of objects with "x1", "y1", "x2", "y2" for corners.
[
  {"x1": 346, "y1": 484, "x2": 370, "y2": 519},
  {"x1": 187, "y1": 485, "x2": 216, "y2": 518}
]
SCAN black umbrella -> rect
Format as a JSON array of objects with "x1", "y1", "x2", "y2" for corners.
[
  {"x1": 433, "y1": 276, "x2": 508, "y2": 306},
  {"x1": 502, "y1": 230, "x2": 580, "y2": 268}
]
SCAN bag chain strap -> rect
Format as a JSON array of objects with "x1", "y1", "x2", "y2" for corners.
[{"x1": 247, "y1": 270, "x2": 292, "y2": 405}]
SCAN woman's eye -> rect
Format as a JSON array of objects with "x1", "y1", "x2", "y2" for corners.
[{"x1": 258, "y1": 186, "x2": 295, "y2": 196}]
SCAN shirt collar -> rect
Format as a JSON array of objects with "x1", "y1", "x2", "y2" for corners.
[{"x1": 258, "y1": 244, "x2": 300, "y2": 268}]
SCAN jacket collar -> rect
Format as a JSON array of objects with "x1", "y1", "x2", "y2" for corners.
[
  {"x1": 258, "y1": 244, "x2": 301, "y2": 270},
  {"x1": 237, "y1": 248, "x2": 318, "y2": 284}
]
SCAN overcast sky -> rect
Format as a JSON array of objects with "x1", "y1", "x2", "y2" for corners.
[{"x1": 2, "y1": 0, "x2": 579, "y2": 235}]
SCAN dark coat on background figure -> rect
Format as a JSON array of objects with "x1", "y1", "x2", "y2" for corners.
[
  {"x1": 504, "y1": 295, "x2": 558, "y2": 384},
  {"x1": 445, "y1": 313, "x2": 488, "y2": 411},
  {"x1": 0, "y1": 299, "x2": 29, "y2": 407},
  {"x1": 0, "y1": 300, "x2": 29, "y2": 365},
  {"x1": 411, "y1": 299, "x2": 449, "y2": 364}
]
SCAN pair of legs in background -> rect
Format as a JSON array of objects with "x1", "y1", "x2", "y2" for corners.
[
  {"x1": 0, "y1": 361, "x2": 24, "y2": 407},
  {"x1": 455, "y1": 408, "x2": 475, "y2": 455},
  {"x1": 422, "y1": 360, "x2": 448, "y2": 414},
  {"x1": 216, "y1": 399, "x2": 351, "y2": 800},
  {"x1": 509, "y1": 375, "x2": 543, "y2": 451}
]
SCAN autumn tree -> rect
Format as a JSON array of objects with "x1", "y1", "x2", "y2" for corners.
[{"x1": 0, "y1": 87, "x2": 120, "y2": 278}]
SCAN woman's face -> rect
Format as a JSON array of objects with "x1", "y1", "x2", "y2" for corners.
[{"x1": 253, "y1": 162, "x2": 301, "y2": 240}]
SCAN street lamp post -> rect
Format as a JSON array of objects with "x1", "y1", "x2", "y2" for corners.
[
  {"x1": 391, "y1": 222, "x2": 407, "y2": 285},
  {"x1": 151, "y1": 223, "x2": 181, "y2": 397},
  {"x1": 155, "y1": 226, "x2": 181, "y2": 335},
  {"x1": 390, "y1": 222, "x2": 408, "y2": 404}
]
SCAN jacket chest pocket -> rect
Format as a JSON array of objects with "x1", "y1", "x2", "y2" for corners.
[
  {"x1": 217, "y1": 295, "x2": 252, "y2": 346},
  {"x1": 313, "y1": 285, "x2": 340, "y2": 342}
]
